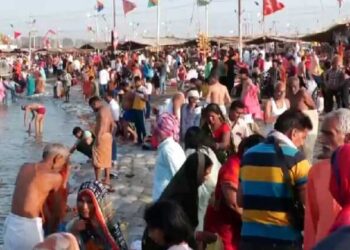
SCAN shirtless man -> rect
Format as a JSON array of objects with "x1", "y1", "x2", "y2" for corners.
[
  {"x1": 89, "y1": 96, "x2": 116, "y2": 190},
  {"x1": 287, "y1": 76, "x2": 316, "y2": 111},
  {"x1": 4, "y1": 143, "x2": 70, "y2": 250},
  {"x1": 287, "y1": 76, "x2": 318, "y2": 162},
  {"x1": 22, "y1": 103, "x2": 46, "y2": 136},
  {"x1": 206, "y1": 70, "x2": 231, "y2": 116},
  {"x1": 121, "y1": 82, "x2": 137, "y2": 142}
]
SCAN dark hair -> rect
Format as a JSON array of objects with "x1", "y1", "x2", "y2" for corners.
[
  {"x1": 238, "y1": 134, "x2": 265, "y2": 157},
  {"x1": 274, "y1": 109, "x2": 313, "y2": 133},
  {"x1": 204, "y1": 103, "x2": 225, "y2": 121},
  {"x1": 230, "y1": 100, "x2": 245, "y2": 111},
  {"x1": 239, "y1": 67, "x2": 249, "y2": 75},
  {"x1": 88, "y1": 96, "x2": 101, "y2": 106},
  {"x1": 134, "y1": 75, "x2": 141, "y2": 82},
  {"x1": 184, "y1": 126, "x2": 213, "y2": 150},
  {"x1": 208, "y1": 69, "x2": 219, "y2": 82},
  {"x1": 72, "y1": 126, "x2": 83, "y2": 136},
  {"x1": 144, "y1": 200, "x2": 193, "y2": 246}
]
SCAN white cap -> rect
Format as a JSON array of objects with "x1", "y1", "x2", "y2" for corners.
[{"x1": 187, "y1": 90, "x2": 200, "y2": 99}]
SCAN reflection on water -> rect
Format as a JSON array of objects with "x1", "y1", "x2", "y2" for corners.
[{"x1": 0, "y1": 97, "x2": 86, "y2": 242}]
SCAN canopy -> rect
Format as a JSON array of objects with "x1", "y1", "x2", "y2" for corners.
[
  {"x1": 80, "y1": 42, "x2": 109, "y2": 50},
  {"x1": 244, "y1": 35, "x2": 298, "y2": 45},
  {"x1": 299, "y1": 22, "x2": 350, "y2": 43}
]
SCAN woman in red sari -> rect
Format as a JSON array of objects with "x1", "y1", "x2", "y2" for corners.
[
  {"x1": 202, "y1": 103, "x2": 231, "y2": 164},
  {"x1": 204, "y1": 134, "x2": 264, "y2": 250}
]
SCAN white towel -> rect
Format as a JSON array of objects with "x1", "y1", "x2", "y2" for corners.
[{"x1": 3, "y1": 213, "x2": 44, "y2": 250}]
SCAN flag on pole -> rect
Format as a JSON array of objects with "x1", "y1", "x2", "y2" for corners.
[
  {"x1": 197, "y1": 0, "x2": 211, "y2": 6},
  {"x1": 148, "y1": 0, "x2": 158, "y2": 8},
  {"x1": 14, "y1": 31, "x2": 21, "y2": 39},
  {"x1": 263, "y1": 0, "x2": 285, "y2": 16},
  {"x1": 96, "y1": 0, "x2": 104, "y2": 12},
  {"x1": 123, "y1": 0, "x2": 136, "y2": 15}
]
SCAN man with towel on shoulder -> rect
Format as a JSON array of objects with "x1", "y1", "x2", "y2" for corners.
[
  {"x1": 89, "y1": 96, "x2": 116, "y2": 192},
  {"x1": 3, "y1": 143, "x2": 70, "y2": 250}
]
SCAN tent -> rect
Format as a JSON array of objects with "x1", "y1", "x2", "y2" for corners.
[
  {"x1": 299, "y1": 22, "x2": 350, "y2": 43},
  {"x1": 79, "y1": 42, "x2": 109, "y2": 50},
  {"x1": 244, "y1": 35, "x2": 298, "y2": 45}
]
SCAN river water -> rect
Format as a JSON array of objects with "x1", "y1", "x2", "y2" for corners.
[{"x1": 0, "y1": 95, "x2": 86, "y2": 243}]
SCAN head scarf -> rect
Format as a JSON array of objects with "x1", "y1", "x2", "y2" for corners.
[
  {"x1": 159, "y1": 152, "x2": 209, "y2": 229},
  {"x1": 156, "y1": 112, "x2": 180, "y2": 142},
  {"x1": 330, "y1": 144, "x2": 350, "y2": 232},
  {"x1": 76, "y1": 181, "x2": 128, "y2": 250},
  {"x1": 143, "y1": 152, "x2": 210, "y2": 250},
  {"x1": 33, "y1": 233, "x2": 79, "y2": 250}
]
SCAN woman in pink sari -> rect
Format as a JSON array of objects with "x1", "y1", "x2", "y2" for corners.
[
  {"x1": 0, "y1": 79, "x2": 6, "y2": 103},
  {"x1": 329, "y1": 144, "x2": 350, "y2": 232},
  {"x1": 240, "y1": 68, "x2": 263, "y2": 120}
]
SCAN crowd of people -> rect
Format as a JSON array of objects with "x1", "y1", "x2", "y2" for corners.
[{"x1": 2, "y1": 42, "x2": 350, "y2": 250}]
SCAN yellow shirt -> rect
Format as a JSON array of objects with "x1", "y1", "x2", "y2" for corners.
[{"x1": 132, "y1": 86, "x2": 146, "y2": 110}]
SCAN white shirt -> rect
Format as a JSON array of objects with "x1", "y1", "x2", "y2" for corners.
[
  {"x1": 186, "y1": 69, "x2": 198, "y2": 81},
  {"x1": 109, "y1": 99, "x2": 120, "y2": 122},
  {"x1": 73, "y1": 59, "x2": 81, "y2": 71},
  {"x1": 145, "y1": 82, "x2": 153, "y2": 95},
  {"x1": 168, "y1": 243, "x2": 193, "y2": 250},
  {"x1": 152, "y1": 137, "x2": 186, "y2": 200},
  {"x1": 231, "y1": 118, "x2": 253, "y2": 152},
  {"x1": 99, "y1": 69, "x2": 110, "y2": 85}
]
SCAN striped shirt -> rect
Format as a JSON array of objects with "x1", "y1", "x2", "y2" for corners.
[{"x1": 239, "y1": 140, "x2": 310, "y2": 244}]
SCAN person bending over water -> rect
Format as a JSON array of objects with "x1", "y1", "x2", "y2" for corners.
[
  {"x1": 22, "y1": 103, "x2": 46, "y2": 136},
  {"x1": 70, "y1": 126, "x2": 94, "y2": 159},
  {"x1": 3, "y1": 143, "x2": 70, "y2": 250}
]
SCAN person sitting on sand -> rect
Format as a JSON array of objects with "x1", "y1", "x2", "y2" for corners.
[
  {"x1": 3, "y1": 143, "x2": 70, "y2": 250},
  {"x1": 66, "y1": 181, "x2": 128, "y2": 250},
  {"x1": 70, "y1": 127, "x2": 95, "y2": 159},
  {"x1": 21, "y1": 103, "x2": 46, "y2": 136}
]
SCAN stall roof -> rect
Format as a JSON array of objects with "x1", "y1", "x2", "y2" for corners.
[
  {"x1": 79, "y1": 42, "x2": 109, "y2": 50},
  {"x1": 244, "y1": 35, "x2": 298, "y2": 45},
  {"x1": 299, "y1": 22, "x2": 350, "y2": 43}
]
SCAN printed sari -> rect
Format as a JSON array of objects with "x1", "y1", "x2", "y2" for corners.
[{"x1": 67, "y1": 181, "x2": 128, "y2": 250}]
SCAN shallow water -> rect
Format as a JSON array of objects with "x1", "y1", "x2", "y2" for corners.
[{"x1": 0, "y1": 96, "x2": 86, "y2": 243}]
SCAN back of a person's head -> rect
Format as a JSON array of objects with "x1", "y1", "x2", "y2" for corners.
[
  {"x1": 274, "y1": 109, "x2": 313, "y2": 134},
  {"x1": 144, "y1": 200, "x2": 193, "y2": 246},
  {"x1": 238, "y1": 134, "x2": 265, "y2": 156},
  {"x1": 33, "y1": 233, "x2": 79, "y2": 250},
  {"x1": 230, "y1": 100, "x2": 245, "y2": 111},
  {"x1": 88, "y1": 96, "x2": 100, "y2": 106},
  {"x1": 43, "y1": 143, "x2": 69, "y2": 160}
]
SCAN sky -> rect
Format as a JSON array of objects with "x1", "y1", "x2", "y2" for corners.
[{"x1": 0, "y1": 0, "x2": 349, "y2": 42}]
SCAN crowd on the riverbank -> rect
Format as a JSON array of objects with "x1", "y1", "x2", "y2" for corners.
[{"x1": 3, "y1": 42, "x2": 350, "y2": 250}]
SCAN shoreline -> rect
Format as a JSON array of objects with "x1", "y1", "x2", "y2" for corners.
[{"x1": 57, "y1": 84, "x2": 156, "y2": 244}]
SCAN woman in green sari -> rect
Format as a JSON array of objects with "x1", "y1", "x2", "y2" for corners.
[{"x1": 27, "y1": 73, "x2": 36, "y2": 96}]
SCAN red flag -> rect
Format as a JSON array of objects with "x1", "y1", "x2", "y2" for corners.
[
  {"x1": 14, "y1": 31, "x2": 21, "y2": 39},
  {"x1": 123, "y1": 0, "x2": 136, "y2": 15},
  {"x1": 263, "y1": 0, "x2": 285, "y2": 16}
]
